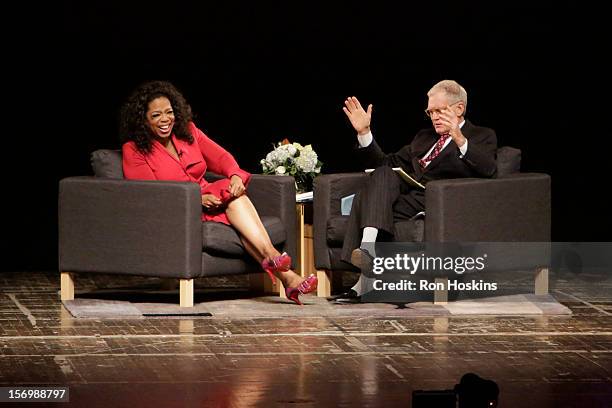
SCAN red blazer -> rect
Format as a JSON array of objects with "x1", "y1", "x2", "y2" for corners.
[{"x1": 122, "y1": 122, "x2": 251, "y2": 224}]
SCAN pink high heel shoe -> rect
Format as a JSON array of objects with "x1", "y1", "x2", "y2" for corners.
[
  {"x1": 285, "y1": 274, "x2": 318, "y2": 306},
  {"x1": 261, "y1": 253, "x2": 318, "y2": 305},
  {"x1": 261, "y1": 252, "x2": 292, "y2": 284}
]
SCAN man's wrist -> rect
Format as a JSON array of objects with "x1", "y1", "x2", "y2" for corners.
[
  {"x1": 450, "y1": 129, "x2": 466, "y2": 146},
  {"x1": 357, "y1": 130, "x2": 373, "y2": 148},
  {"x1": 357, "y1": 126, "x2": 371, "y2": 136}
]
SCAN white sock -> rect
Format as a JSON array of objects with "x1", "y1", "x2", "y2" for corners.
[
  {"x1": 351, "y1": 274, "x2": 375, "y2": 295},
  {"x1": 361, "y1": 227, "x2": 378, "y2": 245},
  {"x1": 360, "y1": 227, "x2": 378, "y2": 258}
]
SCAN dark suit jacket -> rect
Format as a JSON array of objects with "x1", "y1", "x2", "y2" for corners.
[{"x1": 356, "y1": 119, "x2": 498, "y2": 184}]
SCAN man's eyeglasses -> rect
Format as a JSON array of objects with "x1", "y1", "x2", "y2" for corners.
[{"x1": 424, "y1": 101, "x2": 462, "y2": 118}]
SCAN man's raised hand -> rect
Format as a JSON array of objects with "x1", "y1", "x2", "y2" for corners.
[{"x1": 343, "y1": 96, "x2": 373, "y2": 136}]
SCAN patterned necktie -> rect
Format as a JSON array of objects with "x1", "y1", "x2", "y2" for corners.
[{"x1": 419, "y1": 133, "x2": 450, "y2": 168}]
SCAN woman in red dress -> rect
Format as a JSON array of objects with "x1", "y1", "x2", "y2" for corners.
[{"x1": 120, "y1": 81, "x2": 316, "y2": 305}]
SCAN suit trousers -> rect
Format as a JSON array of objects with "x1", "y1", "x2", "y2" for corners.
[{"x1": 340, "y1": 166, "x2": 425, "y2": 264}]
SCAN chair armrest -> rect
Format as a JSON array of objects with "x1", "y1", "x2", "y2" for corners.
[
  {"x1": 246, "y1": 174, "x2": 297, "y2": 260},
  {"x1": 313, "y1": 173, "x2": 368, "y2": 269},
  {"x1": 425, "y1": 173, "x2": 551, "y2": 242},
  {"x1": 59, "y1": 177, "x2": 202, "y2": 279}
]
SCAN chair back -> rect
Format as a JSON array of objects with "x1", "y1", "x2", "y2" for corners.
[
  {"x1": 90, "y1": 148, "x2": 223, "y2": 182},
  {"x1": 91, "y1": 149, "x2": 123, "y2": 178},
  {"x1": 496, "y1": 146, "x2": 521, "y2": 177}
]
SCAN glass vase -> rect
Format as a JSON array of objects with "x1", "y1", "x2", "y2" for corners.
[{"x1": 295, "y1": 176, "x2": 312, "y2": 194}]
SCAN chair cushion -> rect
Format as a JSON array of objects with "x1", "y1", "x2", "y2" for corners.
[
  {"x1": 202, "y1": 215, "x2": 286, "y2": 257},
  {"x1": 394, "y1": 219, "x2": 425, "y2": 242},
  {"x1": 91, "y1": 149, "x2": 124, "y2": 179},
  {"x1": 327, "y1": 215, "x2": 424, "y2": 246},
  {"x1": 496, "y1": 146, "x2": 521, "y2": 177}
]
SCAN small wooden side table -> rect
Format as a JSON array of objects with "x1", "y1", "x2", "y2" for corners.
[
  {"x1": 295, "y1": 202, "x2": 316, "y2": 278},
  {"x1": 295, "y1": 201, "x2": 335, "y2": 298}
]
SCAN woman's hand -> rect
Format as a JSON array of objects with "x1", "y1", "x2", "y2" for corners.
[
  {"x1": 342, "y1": 96, "x2": 373, "y2": 136},
  {"x1": 228, "y1": 175, "x2": 246, "y2": 197},
  {"x1": 202, "y1": 194, "x2": 223, "y2": 210}
]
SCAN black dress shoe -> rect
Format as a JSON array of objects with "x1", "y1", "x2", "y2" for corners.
[
  {"x1": 333, "y1": 289, "x2": 362, "y2": 304},
  {"x1": 327, "y1": 289, "x2": 358, "y2": 301},
  {"x1": 350, "y1": 248, "x2": 375, "y2": 271}
]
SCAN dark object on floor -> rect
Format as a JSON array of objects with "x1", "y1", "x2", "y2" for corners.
[
  {"x1": 412, "y1": 372, "x2": 499, "y2": 408},
  {"x1": 455, "y1": 373, "x2": 499, "y2": 408},
  {"x1": 327, "y1": 289, "x2": 359, "y2": 301},
  {"x1": 332, "y1": 289, "x2": 362, "y2": 304}
]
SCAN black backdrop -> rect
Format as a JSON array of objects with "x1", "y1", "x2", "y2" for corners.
[{"x1": 5, "y1": 1, "x2": 606, "y2": 272}]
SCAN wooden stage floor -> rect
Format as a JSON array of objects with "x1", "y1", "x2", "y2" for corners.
[{"x1": 1, "y1": 271, "x2": 611, "y2": 407}]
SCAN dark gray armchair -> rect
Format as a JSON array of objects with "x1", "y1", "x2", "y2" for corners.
[
  {"x1": 313, "y1": 147, "x2": 551, "y2": 299},
  {"x1": 59, "y1": 150, "x2": 297, "y2": 307}
]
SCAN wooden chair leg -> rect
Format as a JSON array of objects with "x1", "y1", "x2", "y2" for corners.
[
  {"x1": 278, "y1": 279, "x2": 287, "y2": 299},
  {"x1": 535, "y1": 267, "x2": 549, "y2": 295},
  {"x1": 60, "y1": 272, "x2": 74, "y2": 301},
  {"x1": 180, "y1": 279, "x2": 194, "y2": 307},
  {"x1": 317, "y1": 269, "x2": 332, "y2": 297},
  {"x1": 433, "y1": 278, "x2": 448, "y2": 305}
]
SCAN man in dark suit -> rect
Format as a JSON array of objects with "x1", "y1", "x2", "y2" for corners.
[{"x1": 332, "y1": 80, "x2": 498, "y2": 303}]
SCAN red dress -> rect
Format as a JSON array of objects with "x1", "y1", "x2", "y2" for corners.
[{"x1": 122, "y1": 122, "x2": 251, "y2": 225}]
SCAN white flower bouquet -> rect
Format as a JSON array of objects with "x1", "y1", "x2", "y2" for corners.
[{"x1": 260, "y1": 139, "x2": 323, "y2": 193}]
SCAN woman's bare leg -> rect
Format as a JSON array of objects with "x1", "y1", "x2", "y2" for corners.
[
  {"x1": 239, "y1": 237, "x2": 264, "y2": 264},
  {"x1": 226, "y1": 195, "x2": 303, "y2": 288}
]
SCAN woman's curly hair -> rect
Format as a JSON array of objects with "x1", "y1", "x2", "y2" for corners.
[{"x1": 119, "y1": 81, "x2": 194, "y2": 153}]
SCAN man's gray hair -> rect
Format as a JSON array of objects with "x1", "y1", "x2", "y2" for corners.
[{"x1": 428, "y1": 80, "x2": 468, "y2": 112}]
